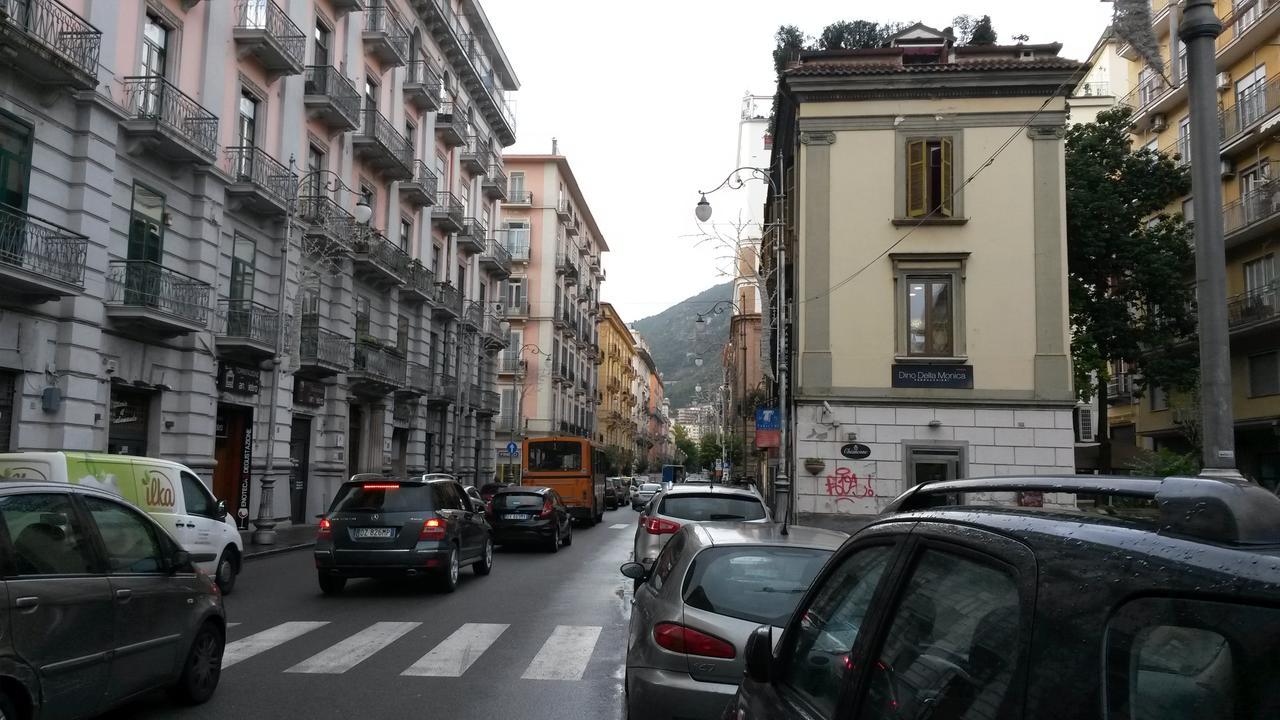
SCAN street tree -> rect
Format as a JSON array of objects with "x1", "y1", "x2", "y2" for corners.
[
  {"x1": 817, "y1": 20, "x2": 904, "y2": 50},
  {"x1": 1065, "y1": 105, "x2": 1198, "y2": 472},
  {"x1": 674, "y1": 425, "x2": 700, "y2": 471},
  {"x1": 699, "y1": 433, "x2": 723, "y2": 472},
  {"x1": 969, "y1": 15, "x2": 997, "y2": 45}
]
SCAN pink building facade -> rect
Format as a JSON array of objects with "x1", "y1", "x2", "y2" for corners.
[{"x1": 0, "y1": 0, "x2": 519, "y2": 538}]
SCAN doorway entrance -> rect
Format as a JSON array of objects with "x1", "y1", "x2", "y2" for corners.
[
  {"x1": 108, "y1": 388, "x2": 152, "y2": 456},
  {"x1": 214, "y1": 404, "x2": 254, "y2": 529},
  {"x1": 348, "y1": 404, "x2": 364, "y2": 477},
  {"x1": 391, "y1": 427, "x2": 408, "y2": 477},
  {"x1": 289, "y1": 416, "x2": 312, "y2": 524},
  {"x1": 0, "y1": 371, "x2": 15, "y2": 452},
  {"x1": 905, "y1": 443, "x2": 965, "y2": 485}
]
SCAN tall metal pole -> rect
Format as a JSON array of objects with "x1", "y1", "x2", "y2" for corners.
[
  {"x1": 1181, "y1": 0, "x2": 1240, "y2": 477},
  {"x1": 776, "y1": 188, "x2": 791, "y2": 521}
]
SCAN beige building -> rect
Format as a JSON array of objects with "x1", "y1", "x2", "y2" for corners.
[{"x1": 770, "y1": 25, "x2": 1083, "y2": 516}]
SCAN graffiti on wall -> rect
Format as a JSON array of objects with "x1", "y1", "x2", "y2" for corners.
[{"x1": 825, "y1": 467, "x2": 875, "y2": 503}]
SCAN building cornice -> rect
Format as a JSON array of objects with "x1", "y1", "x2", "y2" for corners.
[{"x1": 786, "y1": 66, "x2": 1086, "y2": 103}]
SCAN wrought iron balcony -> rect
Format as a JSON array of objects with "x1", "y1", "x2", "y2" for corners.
[
  {"x1": 1223, "y1": 177, "x2": 1280, "y2": 248},
  {"x1": 349, "y1": 341, "x2": 407, "y2": 394},
  {"x1": 298, "y1": 194, "x2": 354, "y2": 257},
  {"x1": 479, "y1": 236, "x2": 511, "y2": 278},
  {"x1": 431, "y1": 191, "x2": 464, "y2": 233},
  {"x1": 1227, "y1": 282, "x2": 1280, "y2": 332},
  {"x1": 0, "y1": 0, "x2": 101, "y2": 89},
  {"x1": 435, "y1": 102, "x2": 468, "y2": 147},
  {"x1": 1217, "y1": 0, "x2": 1280, "y2": 70},
  {"x1": 463, "y1": 300, "x2": 483, "y2": 329},
  {"x1": 399, "y1": 160, "x2": 437, "y2": 208},
  {"x1": 105, "y1": 259, "x2": 211, "y2": 336},
  {"x1": 498, "y1": 352, "x2": 521, "y2": 373},
  {"x1": 483, "y1": 163, "x2": 508, "y2": 201},
  {"x1": 362, "y1": 1, "x2": 409, "y2": 66},
  {"x1": 402, "y1": 361, "x2": 432, "y2": 396},
  {"x1": 433, "y1": 281, "x2": 462, "y2": 319},
  {"x1": 428, "y1": 371, "x2": 458, "y2": 406},
  {"x1": 304, "y1": 65, "x2": 360, "y2": 132},
  {"x1": 233, "y1": 0, "x2": 305, "y2": 76},
  {"x1": 496, "y1": 414, "x2": 520, "y2": 433},
  {"x1": 504, "y1": 299, "x2": 529, "y2": 317},
  {"x1": 0, "y1": 203, "x2": 87, "y2": 298},
  {"x1": 297, "y1": 320, "x2": 352, "y2": 376},
  {"x1": 476, "y1": 390, "x2": 501, "y2": 415},
  {"x1": 404, "y1": 59, "x2": 442, "y2": 112},
  {"x1": 121, "y1": 76, "x2": 219, "y2": 165},
  {"x1": 556, "y1": 198, "x2": 573, "y2": 223},
  {"x1": 457, "y1": 217, "x2": 486, "y2": 254},
  {"x1": 223, "y1": 146, "x2": 296, "y2": 215},
  {"x1": 354, "y1": 106, "x2": 413, "y2": 180},
  {"x1": 214, "y1": 299, "x2": 280, "y2": 359},
  {"x1": 461, "y1": 136, "x2": 491, "y2": 176},
  {"x1": 421, "y1": 0, "x2": 515, "y2": 146},
  {"x1": 350, "y1": 228, "x2": 409, "y2": 287},
  {"x1": 506, "y1": 189, "x2": 533, "y2": 206},
  {"x1": 556, "y1": 253, "x2": 579, "y2": 284},
  {"x1": 330, "y1": 0, "x2": 364, "y2": 10},
  {"x1": 565, "y1": 216, "x2": 580, "y2": 238},
  {"x1": 402, "y1": 260, "x2": 435, "y2": 303},
  {"x1": 502, "y1": 229, "x2": 530, "y2": 262}
]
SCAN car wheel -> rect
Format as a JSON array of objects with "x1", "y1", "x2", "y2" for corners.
[
  {"x1": 563, "y1": 523, "x2": 573, "y2": 546},
  {"x1": 548, "y1": 525, "x2": 561, "y2": 553},
  {"x1": 437, "y1": 546, "x2": 460, "y2": 592},
  {"x1": 215, "y1": 548, "x2": 239, "y2": 595},
  {"x1": 171, "y1": 622, "x2": 223, "y2": 705},
  {"x1": 474, "y1": 537, "x2": 494, "y2": 576},
  {"x1": 318, "y1": 573, "x2": 346, "y2": 595}
]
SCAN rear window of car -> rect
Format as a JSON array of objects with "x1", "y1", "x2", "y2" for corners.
[
  {"x1": 494, "y1": 493, "x2": 544, "y2": 509},
  {"x1": 640, "y1": 483, "x2": 662, "y2": 492},
  {"x1": 682, "y1": 546, "x2": 833, "y2": 626},
  {"x1": 330, "y1": 483, "x2": 433, "y2": 513},
  {"x1": 659, "y1": 493, "x2": 766, "y2": 521}
]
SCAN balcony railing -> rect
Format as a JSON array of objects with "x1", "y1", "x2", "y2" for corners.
[
  {"x1": 0, "y1": 0, "x2": 102, "y2": 82},
  {"x1": 1218, "y1": 0, "x2": 1279, "y2": 53},
  {"x1": 463, "y1": 300, "x2": 483, "y2": 328},
  {"x1": 1227, "y1": 282, "x2": 1280, "y2": 328},
  {"x1": 0, "y1": 203, "x2": 88, "y2": 289},
  {"x1": 481, "y1": 390, "x2": 501, "y2": 413},
  {"x1": 399, "y1": 160, "x2": 438, "y2": 207},
  {"x1": 503, "y1": 229, "x2": 530, "y2": 261},
  {"x1": 303, "y1": 65, "x2": 360, "y2": 131},
  {"x1": 298, "y1": 321, "x2": 352, "y2": 374},
  {"x1": 223, "y1": 146, "x2": 296, "y2": 210},
  {"x1": 105, "y1": 260, "x2": 211, "y2": 326},
  {"x1": 1106, "y1": 372, "x2": 1135, "y2": 400},
  {"x1": 435, "y1": 281, "x2": 462, "y2": 317},
  {"x1": 458, "y1": 217, "x2": 486, "y2": 253},
  {"x1": 435, "y1": 101, "x2": 468, "y2": 146},
  {"x1": 404, "y1": 59, "x2": 442, "y2": 111},
  {"x1": 403, "y1": 260, "x2": 434, "y2": 302},
  {"x1": 362, "y1": 1, "x2": 409, "y2": 65},
  {"x1": 461, "y1": 135, "x2": 492, "y2": 175},
  {"x1": 356, "y1": 107, "x2": 414, "y2": 177},
  {"x1": 351, "y1": 341, "x2": 407, "y2": 389},
  {"x1": 483, "y1": 162, "x2": 508, "y2": 199},
  {"x1": 233, "y1": 0, "x2": 305, "y2": 72},
  {"x1": 434, "y1": 371, "x2": 458, "y2": 402},
  {"x1": 498, "y1": 352, "x2": 521, "y2": 372},
  {"x1": 121, "y1": 76, "x2": 219, "y2": 161},
  {"x1": 298, "y1": 194, "x2": 354, "y2": 253},
  {"x1": 1223, "y1": 177, "x2": 1280, "y2": 238},
  {"x1": 350, "y1": 228, "x2": 409, "y2": 284},
  {"x1": 432, "y1": 191, "x2": 463, "y2": 232},
  {"x1": 406, "y1": 361, "x2": 432, "y2": 394},
  {"x1": 504, "y1": 299, "x2": 529, "y2": 316},
  {"x1": 215, "y1": 298, "x2": 280, "y2": 351},
  {"x1": 1221, "y1": 76, "x2": 1280, "y2": 145},
  {"x1": 480, "y1": 236, "x2": 511, "y2": 277},
  {"x1": 1074, "y1": 81, "x2": 1111, "y2": 97},
  {"x1": 507, "y1": 189, "x2": 533, "y2": 205}
]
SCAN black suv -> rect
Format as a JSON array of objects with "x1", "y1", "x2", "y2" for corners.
[
  {"x1": 314, "y1": 475, "x2": 494, "y2": 594},
  {"x1": 725, "y1": 475, "x2": 1280, "y2": 720}
]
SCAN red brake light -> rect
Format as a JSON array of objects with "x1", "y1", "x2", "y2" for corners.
[
  {"x1": 419, "y1": 518, "x2": 447, "y2": 541},
  {"x1": 317, "y1": 518, "x2": 332, "y2": 539},
  {"x1": 652, "y1": 623, "x2": 735, "y2": 659},
  {"x1": 645, "y1": 517, "x2": 681, "y2": 535},
  {"x1": 362, "y1": 483, "x2": 401, "y2": 490},
  {"x1": 539, "y1": 499, "x2": 554, "y2": 518}
]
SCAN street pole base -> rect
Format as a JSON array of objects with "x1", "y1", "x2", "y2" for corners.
[
  {"x1": 251, "y1": 518, "x2": 278, "y2": 546},
  {"x1": 1197, "y1": 467, "x2": 1248, "y2": 483}
]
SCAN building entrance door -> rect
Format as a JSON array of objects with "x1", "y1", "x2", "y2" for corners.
[
  {"x1": 348, "y1": 404, "x2": 364, "y2": 477},
  {"x1": 0, "y1": 371, "x2": 14, "y2": 452},
  {"x1": 108, "y1": 388, "x2": 152, "y2": 456},
  {"x1": 213, "y1": 404, "x2": 253, "y2": 528},
  {"x1": 907, "y1": 445, "x2": 963, "y2": 485},
  {"x1": 289, "y1": 416, "x2": 312, "y2": 524}
]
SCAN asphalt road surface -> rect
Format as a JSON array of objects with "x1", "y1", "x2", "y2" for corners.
[{"x1": 104, "y1": 513, "x2": 642, "y2": 720}]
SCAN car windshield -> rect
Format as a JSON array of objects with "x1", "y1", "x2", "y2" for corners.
[
  {"x1": 330, "y1": 483, "x2": 433, "y2": 513},
  {"x1": 659, "y1": 494, "x2": 767, "y2": 521},
  {"x1": 640, "y1": 483, "x2": 662, "y2": 492},
  {"x1": 526, "y1": 441, "x2": 582, "y2": 471},
  {"x1": 683, "y1": 546, "x2": 833, "y2": 626},
  {"x1": 494, "y1": 493, "x2": 544, "y2": 509}
]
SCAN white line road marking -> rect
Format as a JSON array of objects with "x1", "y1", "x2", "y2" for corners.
[
  {"x1": 401, "y1": 623, "x2": 509, "y2": 677},
  {"x1": 285, "y1": 621, "x2": 422, "y2": 674},
  {"x1": 609, "y1": 523, "x2": 630, "y2": 529},
  {"x1": 223, "y1": 621, "x2": 329, "y2": 669},
  {"x1": 521, "y1": 625, "x2": 602, "y2": 681}
]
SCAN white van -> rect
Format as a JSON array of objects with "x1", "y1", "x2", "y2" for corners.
[{"x1": 0, "y1": 451, "x2": 245, "y2": 593}]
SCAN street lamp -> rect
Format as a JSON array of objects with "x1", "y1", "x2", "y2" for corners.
[{"x1": 694, "y1": 193, "x2": 712, "y2": 222}]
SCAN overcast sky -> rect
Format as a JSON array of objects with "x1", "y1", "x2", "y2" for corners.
[{"x1": 483, "y1": 1, "x2": 1114, "y2": 325}]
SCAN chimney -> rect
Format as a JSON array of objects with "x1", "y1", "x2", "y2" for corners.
[{"x1": 552, "y1": 137, "x2": 559, "y2": 155}]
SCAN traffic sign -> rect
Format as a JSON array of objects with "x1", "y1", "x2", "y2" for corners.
[{"x1": 506, "y1": 441, "x2": 519, "y2": 455}]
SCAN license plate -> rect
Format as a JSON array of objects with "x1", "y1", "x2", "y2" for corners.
[
  {"x1": 502, "y1": 514, "x2": 530, "y2": 521},
  {"x1": 353, "y1": 527, "x2": 395, "y2": 539}
]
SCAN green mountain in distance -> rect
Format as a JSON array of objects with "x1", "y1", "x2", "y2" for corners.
[{"x1": 631, "y1": 281, "x2": 733, "y2": 410}]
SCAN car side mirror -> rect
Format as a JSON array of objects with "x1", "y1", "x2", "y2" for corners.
[
  {"x1": 619, "y1": 562, "x2": 647, "y2": 580},
  {"x1": 170, "y1": 550, "x2": 192, "y2": 575},
  {"x1": 215, "y1": 500, "x2": 228, "y2": 522},
  {"x1": 744, "y1": 625, "x2": 774, "y2": 683}
]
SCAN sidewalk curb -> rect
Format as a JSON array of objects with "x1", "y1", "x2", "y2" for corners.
[{"x1": 244, "y1": 541, "x2": 315, "y2": 560}]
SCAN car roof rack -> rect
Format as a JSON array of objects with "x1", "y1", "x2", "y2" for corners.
[{"x1": 885, "y1": 475, "x2": 1280, "y2": 546}]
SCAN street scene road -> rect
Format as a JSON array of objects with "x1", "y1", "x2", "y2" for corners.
[{"x1": 105, "y1": 522, "x2": 635, "y2": 720}]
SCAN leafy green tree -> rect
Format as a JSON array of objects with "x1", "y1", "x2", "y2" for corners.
[
  {"x1": 969, "y1": 15, "x2": 997, "y2": 45},
  {"x1": 674, "y1": 425, "x2": 701, "y2": 471},
  {"x1": 817, "y1": 20, "x2": 903, "y2": 50},
  {"x1": 699, "y1": 433, "x2": 722, "y2": 473},
  {"x1": 1066, "y1": 106, "x2": 1198, "y2": 472}
]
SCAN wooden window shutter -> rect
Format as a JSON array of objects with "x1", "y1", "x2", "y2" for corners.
[
  {"x1": 907, "y1": 140, "x2": 926, "y2": 217},
  {"x1": 939, "y1": 137, "x2": 954, "y2": 217}
]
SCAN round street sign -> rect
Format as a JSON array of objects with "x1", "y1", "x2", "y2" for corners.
[
  {"x1": 506, "y1": 441, "x2": 519, "y2": 455},
  {"x1": 840, "y1": 443, "x2": 872, "y2": 460}
]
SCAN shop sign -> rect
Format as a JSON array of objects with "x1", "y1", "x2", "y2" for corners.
[
  {"x1": 755, "y1": 406, "x2": 780, "y2": 448},
  {"x1": 840, "y1": 443, "x2": 872, "y2": 460},
  {"x1": 294, "y1": 377, "x2": 326, "y2": 407},
  {"x1": 891, "y1": 364, "x2": 973, "y2": 389},
  {"x1": 218, "y1": 362, "x2": 262, "y2": 395},
  {"x1": 236, "y1": 419, "x2": 253, "y2": 529}
]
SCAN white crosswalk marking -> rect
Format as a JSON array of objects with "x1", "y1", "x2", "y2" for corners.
[
  {"x1": 609, "y1": 523, "x2": 630, "y2": 529},
  {"x1": 521, "y1": 625, "x2": 602, "y2": 681},
  {"x1": 401, "y1": 623, "x2": 509, "y2": 677},
  {"x1": 223, "y1": 621, "x2": 329, "y2": 669},
  {"x1": 285, "y1": 621, "x2": 422, "y2": 674}
]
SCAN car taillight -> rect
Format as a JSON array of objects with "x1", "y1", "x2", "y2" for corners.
[
  {"x1": 645, "y1": 517, "x2": 681, "y2": 535},
  {"x1": 652, "y1": 622, "x2": 735, "y2": 659},
  {"x1": 419, "y1": 518, "x2": 446, "y2": 541},
  {"x1": 317, "y1": 518, "x2": 332, "y2": 540},
  {"x1": 539, "y1": 499, "x2": 554, "y2": 518}
]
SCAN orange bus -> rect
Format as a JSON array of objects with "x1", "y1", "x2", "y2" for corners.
[{"x1": 522, "y1": 437, "x2": 606, "y2": 525}]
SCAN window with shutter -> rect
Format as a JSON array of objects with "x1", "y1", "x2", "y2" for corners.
[
  {"x1": 939, "y1": 137, "x2": 953, "y2": 217},
  {"x1": 901, "y1": 135, "x2": 960, "y2": 220},
  {"x1": 907, "y1": 140, "x2": 926, "y2": 217}
]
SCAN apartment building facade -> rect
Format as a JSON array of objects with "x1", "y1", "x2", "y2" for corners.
[
  {"x1": 495, "y1": 154, "x2": 606, "y2": 456},
  {"x1": 770, "y1": 25, "x2": 1083, "y2": 516},
  {"x1": 596, "y1": 302, "x2": 637, "y2": 469},
  {"x1": 0, "y1": 0, "x2": 518, "y2": 536}
]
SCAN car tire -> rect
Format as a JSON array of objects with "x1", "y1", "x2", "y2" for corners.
[
  {"x1": 474, "y1": 537, "x2": 494, "y2": 576},
  {"x1": 563, "y1": 523, "x2": 573, "y2": 546},
  {"x1": 318, "y1": 574, "x2": 346, "y2": 595},
  {"x1": 437, "y1": 546, "x2": 460, "y2": 592},
  {"x1": 171, "y1": 622, "x2": 223, "y2": 705},
  {"x1": 548, "y1": 526, "x2": 561, "y2": 553},
  {"x1": 215, "y1": 547, "x2": 239, "y2": 595}
]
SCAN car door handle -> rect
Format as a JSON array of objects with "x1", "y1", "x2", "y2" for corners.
[
  {"x1": 15, "y1": 596, "x2": 38, "y2": 610},
  {"x1": 115, "y1": 589, "x2": 132, "y2": 602}
]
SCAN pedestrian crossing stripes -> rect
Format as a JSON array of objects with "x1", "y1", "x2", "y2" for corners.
[
  {"x1": 219, "y1": 620, "x2": 606, "y2": 681},
  {"x1": 609, "y1": 523, "x2": 630, "y2": 529}
]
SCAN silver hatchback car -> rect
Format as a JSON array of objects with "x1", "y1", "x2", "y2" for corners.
[
  {"x1": 620, "y1": 522, "x2": 846, "y2": 720},
  {"x1": 632, "y1": 484, "x2": 770, "y2": 571}
]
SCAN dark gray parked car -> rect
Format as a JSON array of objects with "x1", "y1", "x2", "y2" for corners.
[
  {"x1": 620, "y1": 522, "x2": 845, "y2": 720},
  {"x1": 0, "y1": 481, "x2": 226, "y2": 719}
]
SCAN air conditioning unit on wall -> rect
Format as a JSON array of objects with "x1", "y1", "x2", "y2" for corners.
[
  {"x1": 1151, "y1": 114, "x2": 1168, "y2": 132},
  {"x1": 1221, "y1": 159, "x2": 1237, "y2": 178},
  {"x1": 1217, "y1": 72, "x2": 1232, "y2": 92}
]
